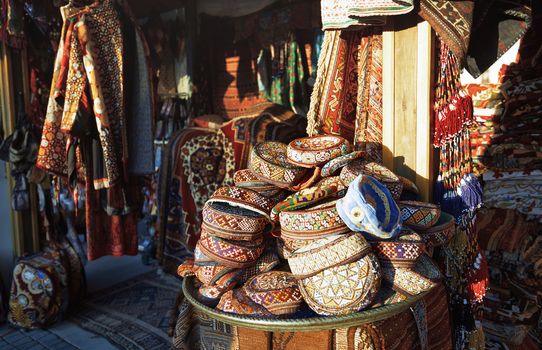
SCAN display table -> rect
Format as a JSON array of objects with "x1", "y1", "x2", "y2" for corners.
[{"x1": 175, "y1": 278, "x2": 453, "y2": 349}]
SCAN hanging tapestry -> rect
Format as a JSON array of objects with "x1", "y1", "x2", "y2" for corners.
[
  {"x1": 420, "y1": 0, "x2": 532, "y2": 77},
  {"x1": 307, "y1": 28, "x2": 383, "y2": 162},
  {"x1": 355, "y1": 29, "x2": 383, "y2": 163},
  {"x1": 307, "y1": 30, "x2": 366, "y2": 142},
  {"x1": 156, "y1": 129, "x2": 200, "y2": 274}
]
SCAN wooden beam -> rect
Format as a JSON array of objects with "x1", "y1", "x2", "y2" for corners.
[
  {"x1": 0, "y1": 44, "x2": 25, "y2": 257},
  {"x1": 381, "y1": 17, "x2": 435, "y2": 201},
  {"x1": 415, "y1": 21, "x2": 433, "y2": 202},
  {"x1": 382, "y1": 23, "x2": 395, "y2": 169},
  {"x1": 393, "y1": 18, "x2": 418, "y2": 182},
  {"x1": 20, "y1": 47, "x2": 41, "y2": 252}
]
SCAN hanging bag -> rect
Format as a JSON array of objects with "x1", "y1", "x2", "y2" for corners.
[
  {"x1": 7, "y1": 249, "x2": 70, "y2": 329},
  {"x1": 7, "y1": 187, "x2": 87, "y2": 329}
]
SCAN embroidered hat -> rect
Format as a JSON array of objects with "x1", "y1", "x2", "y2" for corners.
[
  {"x1": 417, "y1": 211, "x2": 456, "y2": 248},
  {"x1": 399, "y1": 200, "x2": 441, "y2": 230},
  {"x1": 340, "y1": 160, "x2": 403, "y2": 200},
  {"x1": 298, "y1": 253, "x2": 381, "y2": 316},
  {"x1": 286, "y1": 135, "x2": 351, "y2": 168},
  {"x1": 242, "y1": 271, "x2": 303, "y2": 316},
  {"x1": 370, "y1": 229, "x2": 425, "y2": 268},
  {"x1": 336, "y1": 174, "x2": 402, "y2": 239}
]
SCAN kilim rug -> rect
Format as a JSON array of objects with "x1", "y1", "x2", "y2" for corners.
[{"x1": 70, "y1": 271, "x2": 180, "y2": 350}]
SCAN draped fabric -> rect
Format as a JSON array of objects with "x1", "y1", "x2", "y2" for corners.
[
  {"x1": 419, "y1": 0, "x2": 532, "y2": 77},
  {"x1": 477, "y1": 208, "x2": 542, "y2": 348},
  {"x1": 307, "y1": 28, "x2": 383, "y2": 162},
  {"x1": 36, "y1": 0, "x2": 152, "y2": 260},
  {"x1": 157, "y1": 104, "x2": 306, "y2": 274}
]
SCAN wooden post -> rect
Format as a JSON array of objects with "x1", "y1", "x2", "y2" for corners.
[
  {"x1": 0, "y1": 44, "x2": 25, "y2": 256},
  {"x1": 382, "y1": 17, "x2": 435, "y2": 202}
]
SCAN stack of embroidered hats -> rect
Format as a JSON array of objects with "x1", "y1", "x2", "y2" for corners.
[{"x1": 179, "y1": 135, "x2": 453, "y2": 317}]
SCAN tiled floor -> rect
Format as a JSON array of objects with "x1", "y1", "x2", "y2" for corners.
[{"x1": 0, "y1": 254, "x2": 156, "y2": 350}]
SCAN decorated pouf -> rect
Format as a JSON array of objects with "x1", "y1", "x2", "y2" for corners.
[{"x1": 179, "y1": 136, "x2": 456, "y2": 321}]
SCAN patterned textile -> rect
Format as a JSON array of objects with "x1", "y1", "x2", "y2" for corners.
[
  {"x1": 464, "y1": 1, "x2": 531, "y2": 77},
  {"x1": 8, "y1": 251, "x2": 68, "y2": 329},
  {"x1": 71, "y1": 271, "x2": 179, "y2": 350},
  {"x1": 355, "y1": 32, "x2": 383, "y2": 163},
  {"x1": 178, "y1": 283, "x2": 452, "y2": 349},
  {"x1": 220, "y1": 102, "x2": 302, "y2": 170},
  {"x1": 157, "y1": 129, "x2": 211, "y2": 273},
  {"x1": 268, "y1": 41, "x2": 307, "y2": 113},
  {"x1": 308, "y1": 28, "x2": 383, "y2": 162},
  {"x1": 202, "y1": 202, "x2": 268, "y2": 240},
  {"x1": 420, "y1": 1, "x2": 531, "y2": 77},
  {"x1": 320, "y1": 0, "x2": 414, "y2": 30},
  {"x1": 158, "y1": 104, "x2": 306, "y2": 274},
  {"x1": 36, "y1": 15, "x2": 71, "y2": 178},
  {"x1": 180, "y1": 133, "x2": 235, "y2": 214},
  {"x1": 271, "y1": 182, "x2": 339, "y2": 222},
  {"x1": 307, "y1": 30, "x2": 366, "y2": 142},
  {"x1": 467, "y1": 46, "x2": 542, "y2": 221},
  {"x1": 419, "y1": 0, "x2": 474, "y2": 62},
  {"x1": 35, "y1": 0, "x2": 141, "y2": 260},
  {"x1": 250, "y1": 141, "x2": 307, "y2": 189},
  {"x1": 476, "y1": 208, "x2": 542, "y2": 348},
  {"x1": 340, "y1": 159, "x2": 402, "y2": 199},
  {"x1": 217, "y1": 288, "x2": 274, "y2": 318},
  {"x1": 299, "y1": 254, "x2": 381, "y2": 316},
  {"x1": 286, "y1": 135, "x2": 351, "y2": 168},
  {"x1": 321, "y1": 151, "x2": 365, "y2": 178},
  {"x1": 279, "y1": 198, "x2": 348, "y2": 237},
  {"x1": 288, "y1": 234, "x2": 371, "y2": 278},
  {"x1": 399, "y1": 201, "x2": 441, "y2": 230},
  {"x1": 371, "y1": 231, "x2": 425, "y2": 268},
  {"x1": 242, "y1": 271, "x2": 303, "y2": 316},
  {"x1": 84, "y1": 174, "x2": 138, "y2": 260}
]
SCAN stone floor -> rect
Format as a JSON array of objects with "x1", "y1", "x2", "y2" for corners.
[
  {"x1": 0, "y1": 254, "x2": 156, "y2": 350},
  {"x1": 0, "y1": 321, "x2": 118, "y2": 350}
]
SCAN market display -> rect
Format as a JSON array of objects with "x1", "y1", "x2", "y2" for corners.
[
  {"x1": 1, "y1": 0, "x2": 539, "y2": 349},
  {"x1": 178, "y1": 135, "x2": 454, "y2": 320}
]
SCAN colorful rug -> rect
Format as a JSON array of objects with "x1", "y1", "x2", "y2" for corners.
[{"x1": 70, "y1": 271, "x2": 180, "y2": 350}]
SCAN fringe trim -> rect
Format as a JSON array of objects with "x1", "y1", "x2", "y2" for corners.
[{"x1": 434, "y1": 89, "x2": 473, "y2": 146}]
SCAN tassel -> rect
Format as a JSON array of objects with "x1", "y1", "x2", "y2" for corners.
[
  {"x1": 440, "y1": 189, "x2": 465, "y2": 220},
  {"x1": 458, "y1": 173, "x2": 483, "y2": 209},
  {"x1": 466, "y1": 251, "x2": 489, "y2": 304}
]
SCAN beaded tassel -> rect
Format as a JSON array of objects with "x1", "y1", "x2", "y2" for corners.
[{"x1": 433, "y1": 41, "x2": 482, "y2": 218}]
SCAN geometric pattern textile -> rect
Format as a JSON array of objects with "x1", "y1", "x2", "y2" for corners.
[{"x1": 70, "y1": 271, "x2": 179, "y2": 350}]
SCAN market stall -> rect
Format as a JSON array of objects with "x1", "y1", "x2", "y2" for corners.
[{"x1": 0, "y1": 1, "x2": 540, "y2": 349}]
